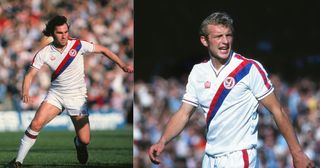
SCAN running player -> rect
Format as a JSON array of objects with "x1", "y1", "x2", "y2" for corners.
[
  {"x1": 148, "y1": 12, "x2": 314, "y2": 168},
  {"x1": 5, "y1": 15, "x2": 133, "y2": 168}
]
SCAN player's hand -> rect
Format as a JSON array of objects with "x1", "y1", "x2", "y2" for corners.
[
  {"x1": 292, "y1": 151, "x2": 315, "y2": 168},
  {"x1": 121, "y1": 64, "x2": 134, "y2": 73},
  {"x1": 148, "y1": 142, "x2": 165, "y2": 164},
  {"x1": 22, "y1": 94, "x2": 33, "y2": 104}
]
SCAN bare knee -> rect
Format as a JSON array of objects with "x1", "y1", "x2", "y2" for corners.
[
  {"x1": 78, "y1": 135, "x2": 90, "y2": 145},
  {"x1": 30, "y1": 119, "x2": 45, "y2": 132}
]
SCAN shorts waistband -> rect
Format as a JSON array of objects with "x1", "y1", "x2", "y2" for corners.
[{"x1": 205, "y1": 146, "x2": 256, "y2": 159}]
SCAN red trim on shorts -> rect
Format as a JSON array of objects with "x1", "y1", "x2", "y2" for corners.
[
  {"x1": 25, "y1": 130, "x2": 38, "y2": 139},
  {"x1": 242, "y1": 149, "x2": 249, "y2": 168}
]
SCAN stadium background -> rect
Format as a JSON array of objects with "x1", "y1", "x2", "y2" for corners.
[
  {"x1": 0, "y1": 0, "x2": 133, "y2": 167},
  {"x1": 134, "y1": 1, "x2": 320, "y2": 168}
]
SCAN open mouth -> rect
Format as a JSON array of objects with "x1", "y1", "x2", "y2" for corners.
[{"x1": 219, "y1": 46, "x2": 229, "y2": 54}]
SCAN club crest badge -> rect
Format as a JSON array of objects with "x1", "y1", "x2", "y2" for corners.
[
  {"x1": 223, "y1": 76, "x2": 235, "y2": 89},
  {"x1": 50, "y1": 55, "x2": 56, "y2": 61},
  {"x1": 69, "y1": 49, "x2": 77, "y2": 57},
  {"x1": 204, "y1": 81, "x2": 211, "y2": 89}
]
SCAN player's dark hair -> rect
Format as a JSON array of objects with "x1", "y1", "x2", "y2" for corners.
[
  {"x1": 42, "y1": 15, "x2": 69, "y2": 36},
  {"x1": 199, "y1": 12, "x2": 234, "y2": 37}
]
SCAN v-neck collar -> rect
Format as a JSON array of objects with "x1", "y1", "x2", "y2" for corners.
[
  {"x1": 50, "y1": 40, "x2": 69, "y2": 54},
  {"x1": 210, "y1": 51, "x2": 234, "y2": 77}
]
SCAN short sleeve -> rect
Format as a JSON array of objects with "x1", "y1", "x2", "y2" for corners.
[
  {"x1": 31, "y1": 52, "x2": 44, "y2": 69},
  {"x1": 80, "y1": 40, "x2": 94, "y2": 53},
  {"x1": 182, "y1": 68, "x2": 198, "y2": 107},
  {"x1": 249, "y1": 60, "x2": 274, "y2": 100}
]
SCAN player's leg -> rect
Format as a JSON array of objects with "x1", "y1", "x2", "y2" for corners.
[
  {"x1": 71, "y1": 115, "x2": 90, "y2": 164},
  {"x1": 15, "y1": 101, "x2": 61, "y2": 164},
  {"x1": 71, "y1": 115, "x2": 90, "y2": 145}
]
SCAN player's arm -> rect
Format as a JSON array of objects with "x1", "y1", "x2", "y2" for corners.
[
  {"x1": 260, "y1": 92, "x2": 315, "y2": 168},
  {"x1": 93, "y1": 44, "x2": 133, "y2": 73},
  {"x1": 21, "y1": 67, "x2": 38, "y2": 103},
  {"x1": 148, "y1": 102, "x2": 197, "y2": 164}
]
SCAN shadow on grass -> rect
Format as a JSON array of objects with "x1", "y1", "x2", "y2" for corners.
[
  {"x1": 5, "y1": 163, "x2": 133, "y2": 168},
  {"x1": 1, "y1": 147, "x2": 131, "y2": 153}
]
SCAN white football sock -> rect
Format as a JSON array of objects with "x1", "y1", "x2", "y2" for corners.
[{"x1": 16, "y1": 127, "x2": 39, "y2": 163}]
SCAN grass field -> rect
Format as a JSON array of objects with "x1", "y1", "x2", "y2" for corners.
[{"x1": 0, "y1": 128, "x2": 133, "y2": 168}]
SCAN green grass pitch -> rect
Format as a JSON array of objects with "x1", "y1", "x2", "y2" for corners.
[{"x1": 0, "y1": 128, "x2": 133, "y2": 168}]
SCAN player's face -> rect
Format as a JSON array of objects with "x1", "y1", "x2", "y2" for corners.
[
  {"x1": 200, "y1": 24, "x2": 233, "y2": 61},
  {"x1": 52, "y1": 24, "x2": 69, "y2": 47}
]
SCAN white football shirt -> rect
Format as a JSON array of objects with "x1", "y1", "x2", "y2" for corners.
[
  {"x1": 32, "y1": 39, "x2": 94, "y2": 96},
  {"x1": 182, "y1": 51, "x2": 273, "y2": 156}
]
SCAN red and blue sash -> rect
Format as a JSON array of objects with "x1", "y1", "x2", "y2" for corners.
[
  {"x1": 206, "y1": 54, "x2": 272, "y2": 129},
  {"x1": 51, "y1": 40, "x2": 82, "y2": 82},
  {"x1": 206, "y1": 60, "x2": 252, "y2": 129}
]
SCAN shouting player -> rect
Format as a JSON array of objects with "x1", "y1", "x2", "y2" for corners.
[
  {"x1": 5, "y1": 15, "x2": 133, "y2": 168},
  {"x1": 148, "y1": 12, "x2": 314, "y2": 167}
]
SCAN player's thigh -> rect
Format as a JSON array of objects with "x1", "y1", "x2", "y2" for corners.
[{"x1": 32, "y1": 101, "x2": 62, "y2": 128}]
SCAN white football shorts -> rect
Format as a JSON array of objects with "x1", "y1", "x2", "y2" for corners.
[
  {"x1": 44, "y1": 90, "x2": 88, "y2": 116},
  {"x1": 202, "y1": 147, "x2": 258, "y2": 168}
]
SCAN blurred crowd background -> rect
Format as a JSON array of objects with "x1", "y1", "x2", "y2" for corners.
[
  {"x1": 134, "y1": 74, "x2": 320, "y2": 167},
  {"x1": 134, "y1": 1, "x2": 320, "y2": 168},
  {"x1": 1, "y1": 0, "x2": 320, "y2": 167},
  {"x1": 0, "y1": 0, "x2": 133, "y2": 123}
]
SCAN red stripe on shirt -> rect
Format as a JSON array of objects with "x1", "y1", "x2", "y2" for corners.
[
  {"x1": 235, "y1": 54, "x2": 271, "y2": 89},
  {"x1": 206, "y1": 60, "x2": 249, "y2": 124},
  {"x1": 51, "y1": 39, "x2": 81, "y2": 81}
]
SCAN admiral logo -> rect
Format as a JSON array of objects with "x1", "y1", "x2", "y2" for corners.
[
  {"x1": 69, "y1": 49, "x2": 77, "y2": 57},
  {"x1": 223, "y1": 77, "x2": 235, "y2": 89},
  {"x1": 204, "y1": 81, "x2": 211, "y2": 89}
]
